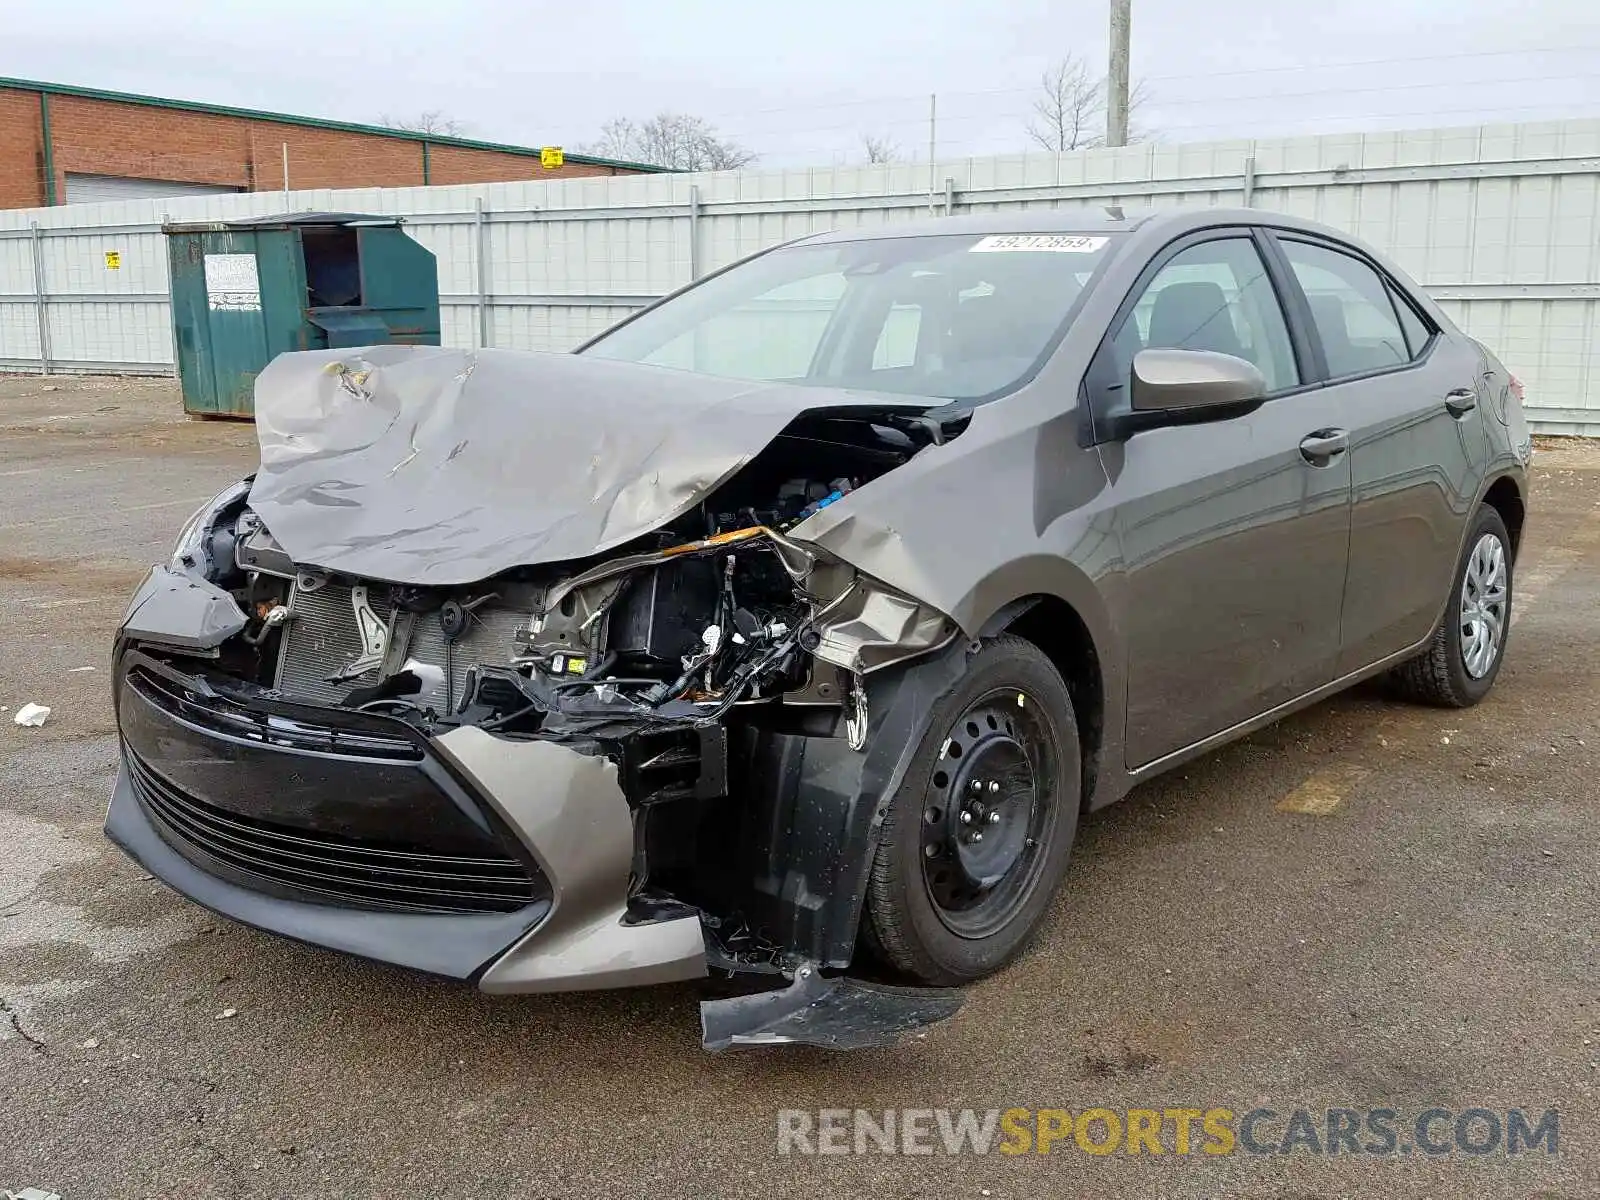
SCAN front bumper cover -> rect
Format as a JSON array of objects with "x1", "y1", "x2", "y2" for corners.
[
  {"x1": 109, "y1": 650, "x2": 706, "y2": 991},
  {"x1": 106, "y1": 772, "x2": 546, "y2": 978}
]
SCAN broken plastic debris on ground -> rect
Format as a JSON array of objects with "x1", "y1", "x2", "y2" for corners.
[{"x1": 12, "y1": 703, "x2": 50, "y2": 727}]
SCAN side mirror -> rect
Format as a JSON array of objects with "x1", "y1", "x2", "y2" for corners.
[{"x1": 1130, "y1": 348, "x2": 1267, "y2": 414}]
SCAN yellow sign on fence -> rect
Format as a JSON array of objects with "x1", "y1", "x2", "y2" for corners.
[
  {"x1": 104, "y1": 251, "x2": 121, "y2": 270},
  {"x1": 540, "y1": 146, "x2": 564, "y2": 169}
]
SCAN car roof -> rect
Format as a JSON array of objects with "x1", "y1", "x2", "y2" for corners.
[
  {"x1": 799, "y1": 209, "x2": 1156, "y2": 245},
  {"x1": 794, "y1": 206, "x2": 1350, "y2": 246}
]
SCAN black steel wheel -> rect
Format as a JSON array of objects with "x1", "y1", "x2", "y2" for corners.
[
  {"x1": 919, "y1": 691, "x2": 1060, "y2": 939},
  {"x1": 865, "y1": 635, "x2": 1080, "y2": 985}
]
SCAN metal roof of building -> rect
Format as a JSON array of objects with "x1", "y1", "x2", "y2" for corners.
[{"x1": 0, "y1": 76, "x2": 673, "y2": 175}]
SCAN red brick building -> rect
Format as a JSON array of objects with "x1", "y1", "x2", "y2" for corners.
[{"x1": 0, "y1": 78, "x2": 663, "y2": 210}]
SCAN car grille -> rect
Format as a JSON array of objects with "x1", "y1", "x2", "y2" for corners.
[
  {"x1": 126, "y1": 749, "x2": 545, "y2": 914},
  {"x1": 274, "y1": 582, "x2": 528, "y2": 711},
  {"x1": 128, "y1": 664, "x2": 424, "y2": 761}
]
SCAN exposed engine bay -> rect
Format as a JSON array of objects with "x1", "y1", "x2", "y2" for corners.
[
  {"x1": 148, "y1": 401, "x2": 962, "y2": 978},
  {"x1": 217, "y1": 407, "x2": 954, "y2": 723}
]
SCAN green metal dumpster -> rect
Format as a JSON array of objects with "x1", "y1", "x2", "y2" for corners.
[{"x1": 164, "y1": 212, "x2": 440, "y2": 416}]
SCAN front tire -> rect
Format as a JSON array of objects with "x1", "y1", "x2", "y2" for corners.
[
  {"x1": 1390, "y1": 504, "x2": 1513, "y2": 707},
  {"x1": 864, "y1": 635, "x2": 1080, "y2": 985}
]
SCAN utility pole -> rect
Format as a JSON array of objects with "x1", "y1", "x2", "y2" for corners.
[
  {"x1": 927, "y1": 93, "x2": 937, "y2": 214},
  {"x1": 1106, "y1": 0, "x2": 1131, "y2": 148}
]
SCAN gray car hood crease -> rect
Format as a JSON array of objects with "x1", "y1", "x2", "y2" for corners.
[{"x1": 246, "y1": 345, "x2": 933, "y2": 586}]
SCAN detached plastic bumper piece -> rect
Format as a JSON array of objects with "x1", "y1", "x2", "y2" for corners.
[{"x1": 700, "y1": 969, "x2": 963, "y2": 1051}]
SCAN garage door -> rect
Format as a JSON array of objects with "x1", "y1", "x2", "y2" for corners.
[{"x1": 63, "y1": 173, "x2": 244, "y2": 205}]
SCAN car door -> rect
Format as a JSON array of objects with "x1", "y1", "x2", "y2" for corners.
[
  {"x1": 1087, "y1": 230, "x2": 1354, "y2": 769},
  {"x1": 1266, "y1": 234, "x2": 1491, "y2": 674}
]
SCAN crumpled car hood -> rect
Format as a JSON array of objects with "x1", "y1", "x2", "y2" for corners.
[{"x1": 247, "y1": 345, "x2": 929, "y2": 585}]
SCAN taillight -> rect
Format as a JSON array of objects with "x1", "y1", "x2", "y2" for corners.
[{"x1": 1508, "y1": 375, "x2": 1525, "y2": 404}]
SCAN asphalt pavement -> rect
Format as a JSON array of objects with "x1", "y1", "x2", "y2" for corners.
[{"x1": 1, "y1": 375, "x2": 1596, "y2": 1199}]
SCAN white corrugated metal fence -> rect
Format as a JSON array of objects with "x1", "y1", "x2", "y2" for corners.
[{"x1": 2, "y1": 119, "x2": 1597, "y2": 434}]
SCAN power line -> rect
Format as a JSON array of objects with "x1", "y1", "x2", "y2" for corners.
[
  {"x1": 706, "y1": 73, "x2": 1598, "y2": 147},
  {"x1": 1141, "y1": 40, "x2": 1600, "y2": 83},
  {"x1": 674, "y1": 43, "x2": 1600, "y2": 126},
  {"x1": 1146, "y1": 70, "x2": 1595, "y2": 111},
  {"x1": 1141, "y1": 98, "x2": 1600, "y2": 138},
  {"x1": 700, "y1": 70, "x2": 1597, "y2": 144},
  {"x1": 695, "y1": 97, "x2": 1600, "y2": 165}
]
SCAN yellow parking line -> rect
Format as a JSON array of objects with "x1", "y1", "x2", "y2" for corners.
[
  {"x1": 1510, "y1": 544, "x2": 1587, "y2": 628},
  {"x1": 1273, "y1": 516, "x2": 1600, "y2": 816},
  {"x1": 1275, "y1": 763, "x2": 1372, "y2": 815}
]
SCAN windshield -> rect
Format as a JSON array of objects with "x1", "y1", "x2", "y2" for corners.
[{"x1": 580, "y1": 231, "x2": 1115, "y2": 401}]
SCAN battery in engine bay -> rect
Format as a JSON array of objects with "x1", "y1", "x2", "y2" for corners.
[{"x1": 609, "y1": 558, "x2": 720, "y2": 665}]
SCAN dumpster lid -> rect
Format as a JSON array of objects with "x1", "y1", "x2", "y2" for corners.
[
  {"x1": 163, "y1": 212, "x2": 403, "y2": 234},
  {"x1": 307, "y1": 310, "x2": 392, "y2": 342}
]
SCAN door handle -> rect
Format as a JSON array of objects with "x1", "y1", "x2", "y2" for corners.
[
  {"x1": 1299, "y1": 428, "x2": 1349, "y2": 465},
  {"x1": 1444, "y1": 388, "x2": 1478, "y2": 417}
]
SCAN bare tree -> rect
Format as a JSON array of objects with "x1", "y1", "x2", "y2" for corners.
[
  {"x1": 1025, "y1": 57, "x2": 1151, "y2": 151},
  {"x1": 1026, "y1": 57, "x2": 1104, "y2": 151},
  {"x1": 380, "y1": 111, "x2": 469, "y2": 137},
  {"x1": 581, "y1": 114, "x2": 756, "y2": 171},
  {"x1": 860, "y1": 133, "x2": 901, "y2": 164},
  {"x1": 1124, "y1": 80, "x2": 1153, "y2": 144}
]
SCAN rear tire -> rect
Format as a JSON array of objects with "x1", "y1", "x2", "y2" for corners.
[
  {"x1": 864, "y1": 635, "x2": 1080, "y2": 986},
  {"x1": 1389, "y1": 504, "x2": 1513, "y2": 707}
]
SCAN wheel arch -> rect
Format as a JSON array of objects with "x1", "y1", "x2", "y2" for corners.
[
  {"x1": 974, "y1": 584, "x2": 1117, "y2": 812},
  {"x1": 738, "y1": 562, "x2": 1126, "y2": 969},
  {"x1": 1481, "y1": 473, "x2": 1526, "y2": 561},
  {"x1": 1417, "y1": 469, "x2": 1528, "y2": 644}
]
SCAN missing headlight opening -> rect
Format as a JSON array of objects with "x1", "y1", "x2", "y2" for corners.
[{"x1": 119, "y1": 357, "x2": 966, "y2": 1037}]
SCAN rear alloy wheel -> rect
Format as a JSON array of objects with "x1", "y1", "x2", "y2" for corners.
[
  {"x1": 865, "y1": 635, "x2": 1080, "y2": 985},
  {"x1": 1459, "y1": 532, "x2": 1510, "y2": 679},
  {"x1": 1390, "y1": 504, "x2": 1513, "y2": 707}
]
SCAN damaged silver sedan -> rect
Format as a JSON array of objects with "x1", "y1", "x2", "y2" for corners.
[{"x1": 107, "y1": 209, "x2": 1530, "y2": 1049}]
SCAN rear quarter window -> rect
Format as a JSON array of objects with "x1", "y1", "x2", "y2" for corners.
[{"x1": 1387, "y1": 283, "x2": 1435, "y2": 358}]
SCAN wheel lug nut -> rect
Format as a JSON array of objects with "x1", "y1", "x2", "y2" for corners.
[
  {"x1": 988, "y1": 781, "x2": 1000, "y2": 794},
  {"x1": 960, "y1": 811, "x2": 973, "y2": 824},
  {"x1": 970, "y1": 780, "x2": 983, "y2": 793},
  {"x1": 971, "y1": 831, "x2": 984, "y2": 842},
  {"x1": 988, "y1": 811, "x2": 1001, "y2": 824}
]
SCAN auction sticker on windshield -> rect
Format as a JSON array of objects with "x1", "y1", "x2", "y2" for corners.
[{"x1": 970, "y1": 234, "x2": 1108, "y2": 253}]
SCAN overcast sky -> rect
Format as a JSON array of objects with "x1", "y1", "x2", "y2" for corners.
[{"x1": 6, "y1": 0, "x2": 1599, "y2": 165}]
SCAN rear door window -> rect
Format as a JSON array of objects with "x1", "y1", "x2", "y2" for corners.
[{"x1": 1279, "y1": 240, "x2": 1415, "y2": 378}]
